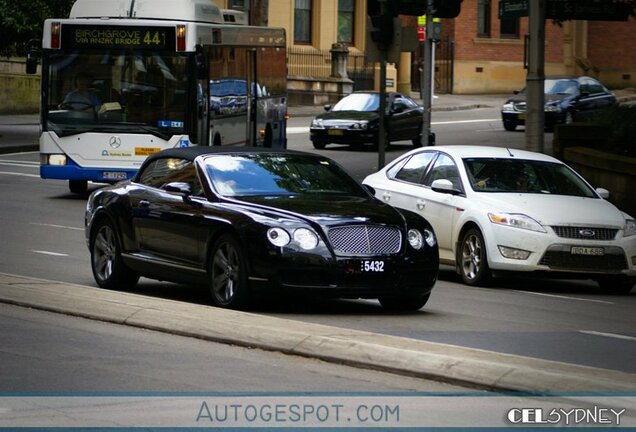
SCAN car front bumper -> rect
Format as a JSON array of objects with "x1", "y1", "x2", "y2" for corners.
[
  {"x1": 310, "y1": 128, "x2": 378, "y2": 145},
  {"x1": 483, "y1": 223, "x2": 636, "y2": 277}
]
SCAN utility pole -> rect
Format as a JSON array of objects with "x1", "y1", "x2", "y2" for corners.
[
  {"x1": 420, "y1": 0, "x2": 435, "y2": 147},
  {"x1": 526, "y1": 0, "x2": 546, "y2": 152}
]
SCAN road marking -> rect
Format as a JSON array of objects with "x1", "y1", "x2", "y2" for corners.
[
  {"x1": 0, "y1": 171, "x2": 40, "y2": 178},
  {"x1": 31, "y1": 250, "x2": 69, "y2": 257},
  {"x1": 287, "y1": 126, "x2": 309, "y2": 135},
  {"x1": 30, "y1": 223, "x2": 83, "y2": 231},
  {"x1": 513, "y1": 290, "x2": 615, "y2": 304},
  {"x1": 287, "y1": 119, "x2": 500, "y2": 135},
  {"x1": 0, "y1": 160, "x2": 39, "y2": 166},
  {"x1": 433, "y1": 119, "x2": 500, "y2": 125},
  {"x1": 580, "y1": 330, "x2": 636, "y2": 342}
]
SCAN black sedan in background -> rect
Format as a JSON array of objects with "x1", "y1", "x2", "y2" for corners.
[
  {"x1": 85, "y1": 147, "x2": 439, "y2": 311},
  {"x1": 310, "y1": 91, "x2": 424, "y2": 149},
  {"x1": 501, "y1": 76, "x2": 616, "y2": 131}
]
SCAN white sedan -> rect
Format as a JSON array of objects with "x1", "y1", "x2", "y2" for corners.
[{"x1": 363, "y1": 145, "x2": 636, "y2": 294}]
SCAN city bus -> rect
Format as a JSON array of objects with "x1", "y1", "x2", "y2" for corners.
[{"x1": 27, "y1": 0, "x2": 287, "y2": 193}]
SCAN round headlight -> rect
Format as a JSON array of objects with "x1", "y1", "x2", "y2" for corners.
[
  {"x1": 407, "y1": 229, "x2": 424, "y2": 250},
  {"x1": 293, "y1": 228, "x2": 319, "y2": 250},
  {"x1": 267, "y1": 227, "x2": 291, "y2": 247},
  {"x1": 424, "y1": 228, "x2": 436, "y2": 247}
]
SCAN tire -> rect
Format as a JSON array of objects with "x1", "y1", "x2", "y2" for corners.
[
  {"x1": 458, "y1": 228, "x2": 491, "y2": 286},
  {"x1": 412, "y1": 135, "x2": 423, "y2": 147},
  {"x1": 69, "y1": 180, "x2": 88, "y2": 194},
  {"x1": 264, "y1": 125, "x2": 273, "y2": 148},
  {"x1": 90, "y1": 218, "x2": 139, "y2": 290},
  {"x1": 209, "y1": 234, "x2": 250, "y2": 309},
  {"x1": 503, "y1": 121, "x2": 517, "y2": 131},
  {"x1": 596, "y1": 276, "x2": 635, "y2": 295},
  {"x1": 379, "y1": 293, "x2": 430, "y2": 311},
  {"x1": 312, "y1": 140, "x2": 326, "y2": 150}
]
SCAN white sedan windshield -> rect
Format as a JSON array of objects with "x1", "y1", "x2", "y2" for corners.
[{"x1": 464, "y1": 158, "x2": 596, "y2": 197}]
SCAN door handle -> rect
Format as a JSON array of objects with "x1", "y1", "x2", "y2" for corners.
[
  {"x1": 139, "y1": 200, "x2": 150, "y2": 208},
  {"x1": 416, "y1": 199, "x2": 426, "y2": 210}
]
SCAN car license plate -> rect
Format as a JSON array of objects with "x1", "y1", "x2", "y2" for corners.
[
  {"x1": 571, "y1": 246, "x2": 604, "y2": 256},
  {"x1": 102, "y1": 171, "x2": 127, "y2": 180},
  {"x1": 327, "y1": 129, "x2": 344, "y2": 136},
  {"x1": 518, "y1": 113, "x2": 526, "y2": 120},
  {"x1": 360, "y1": 260, "x2": 385, "y2": 272}
]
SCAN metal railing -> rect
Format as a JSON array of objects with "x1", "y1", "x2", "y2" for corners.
[{"x1": 287, "y1": 46, "x2": 374, "y2": 91}]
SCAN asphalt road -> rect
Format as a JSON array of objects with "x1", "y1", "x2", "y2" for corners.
[
  {"x1": 0, "y1": 108, "x2": 634, "y2": 375},
  {"x1": 0, "y1": 302, "x2": 464, "y2": 392}
]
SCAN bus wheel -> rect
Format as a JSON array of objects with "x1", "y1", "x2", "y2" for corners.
[
  {"x1": 69, "y1": 180, "x2": 87, "y2": 194},
  {"x1": 213, "y1": 134, "x2": 222, "y2": 146}
]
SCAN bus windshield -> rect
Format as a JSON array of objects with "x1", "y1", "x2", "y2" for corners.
[{"x1": 44, "y1": 49, "x2": 189, "y2": 139}]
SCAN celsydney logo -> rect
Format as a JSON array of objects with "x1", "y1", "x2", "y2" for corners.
[{"x1": 507, "y1": 407, "x2": 626, "y2": 426}]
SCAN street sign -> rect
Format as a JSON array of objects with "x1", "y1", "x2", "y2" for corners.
[
  {"x1": 546, "y1": 0, "x2": 630, "y2": 21},
  {"x1": 499, "y1": 0, "x2": 630, "y2": 21}
]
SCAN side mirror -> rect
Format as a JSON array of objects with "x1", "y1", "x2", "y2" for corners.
[
  {"x1": 323, "y1": 104, "x2": 332, "y2": 112},
  {"x1": 164, "y1": 182, "x2": 192, "y2": 195},
  {"x1": 392, "y1": 105, "x2": 404, "y2": 114},
  {"x1": 195, "y1": 45, "x2": 207, "y2": 80},
  {"x1": 363, "y1": 184, "x2": 376, "y2": 196},
  {"x1": 596, "y1": 188, "x2": 610, "y2": 199},
  {"x1": 431, "y1": 179, "x2": 461, "y2": 195}
]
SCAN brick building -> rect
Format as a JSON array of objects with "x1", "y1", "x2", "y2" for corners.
[{"x1": 428, "y1": 0, "x2": 636, "y2": 93}]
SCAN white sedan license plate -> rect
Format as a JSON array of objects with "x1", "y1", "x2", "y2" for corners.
[
  {"x1": 103, "y1": 172, "x2": 128, "y2": 180},
  {"x1": 360, "y1": 260, "x2": 385, "y2": 272},
  {"x1": 571, "y1": 246, "x2": 604, "y2": 256}
]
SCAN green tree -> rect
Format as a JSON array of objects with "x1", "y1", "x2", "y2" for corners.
[{"x1": 0, "y1": 0, "x2": 74, "y2": 58}]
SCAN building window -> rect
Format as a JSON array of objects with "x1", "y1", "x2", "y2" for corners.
[
  {"x1": 500, "y1": 17, "x2": 519, "y2": 38},
  {"x1": 338, "y1": 0, "x2": 355, "y2": 44},
  {"x1": 294, "y1": 0, "x2": 312, "y2": 44},
  {"x1": 477, "y1": 0, "x2": 490, "y2": 37}
]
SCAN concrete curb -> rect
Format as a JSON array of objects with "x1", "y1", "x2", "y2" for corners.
[{"x1": 1, "y1": 272, "x2": 635, "y2": 393}]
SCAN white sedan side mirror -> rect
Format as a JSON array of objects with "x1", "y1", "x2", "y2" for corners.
[{"x1": 596, "y1": 188, "x2": 610, "y2": 199}]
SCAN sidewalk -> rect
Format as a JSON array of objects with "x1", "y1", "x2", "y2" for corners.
[{"x1": 1, "y1": 271, "x2": 635, "y2": 393}]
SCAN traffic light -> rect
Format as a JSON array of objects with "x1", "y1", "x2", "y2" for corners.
[
  {"x1": 368, "y1": 12, "x2": 394, "y2": 51},
  {"x1": 432, "y1": 0, "x2": 463, "y2": 18}
]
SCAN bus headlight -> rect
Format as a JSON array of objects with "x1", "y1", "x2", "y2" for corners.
[{"x1": 42, "y1": 154, "x2": 67, "y2": 165}]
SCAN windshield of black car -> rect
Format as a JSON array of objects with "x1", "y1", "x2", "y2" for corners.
[
  {"x1": 464, "y1": 158, "x2": 596, "y2": 197},
  {"x1": 331, "y1": 93, "x2": 379, "y2": 112},
  {"x1": 545, "y1": 79, "x2": 578, "y2": 95},
  {"x1": 203, "y1": 154, "x2": 367, "y2": 198},
  {"x1": 43, "y1": 49, "x2": 188, "y2": 138}
]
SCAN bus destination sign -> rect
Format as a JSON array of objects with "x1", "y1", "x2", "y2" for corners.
[{"x1": 62, "y1": 25, "x2": 176, "y2": 50}]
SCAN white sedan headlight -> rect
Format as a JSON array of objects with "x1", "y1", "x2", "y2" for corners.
[
  {"x1": 625, "y1": 219, "x2": 636, "y2": 237},
  {"x1": 488, "y1": 212, "x2": 546, "y2": 233}
]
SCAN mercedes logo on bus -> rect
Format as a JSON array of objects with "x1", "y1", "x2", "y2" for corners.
[{"x1": 109, "y1": 136, "x2": 122, "y2": 149}]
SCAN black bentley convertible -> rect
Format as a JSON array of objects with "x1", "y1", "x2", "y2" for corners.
[{"x1": 85, "y1": 147, "x2": 438, "y2": 310}]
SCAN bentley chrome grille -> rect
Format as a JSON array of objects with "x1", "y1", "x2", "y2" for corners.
[
  {"x1": 328, "y1": 225, "x2": 401, "y2": 255},
  {"x1": 551, "y1": 226, "x2": 618, "y2": 241}
]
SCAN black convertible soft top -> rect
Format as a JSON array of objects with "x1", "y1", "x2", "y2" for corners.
[{"x1": 143, "y1": 145, "x2": 306, "y2": 164}]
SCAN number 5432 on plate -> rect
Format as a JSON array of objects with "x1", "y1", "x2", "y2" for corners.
[{"x1": 361, "y1": 260, "x2": 384, "y2": 272}]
